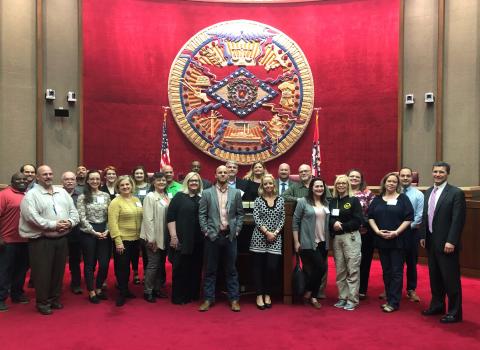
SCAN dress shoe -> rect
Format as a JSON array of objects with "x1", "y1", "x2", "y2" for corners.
[
  {"x1": 133, "y1": 275, "x2": 141, "y2": 285},
  {"x1": 264, "y1": 302, "x2": 272, "y2": 309},
  {"x1": 37, "y1": 304, "x2": 52, "y2": 315},
  {"x1": 256, "y1": 302, "x2": 266, "y2": 310},
  {"x1": 231, "y1": 300, "x2": 241, "y2": 312},
  {"x1": 154, "y1": 290, "x2": 168, "y2": 299},
  {"x1": 50, "y1": 301, "x2": 64, "y2": 310},
  {"x1": 12, "y1": 294, "x2": 30, "y2": 304},
  {"x1": 199, "y1": 300, "x2": 212, "y2": 312},
  {"x1": 116, "y1": 296, "x2": 126, "y2": 307},
  {"x1": 144, "y1": 293, "x2": 156, "y2": 303},
  {"x1": 382, "y1": 304, "x2": 397, "y2": 313},
  {"x1": 0, "y1": 301, "x2": 8, "y2": 312},
  {"x1": 96, "y1": 291, "x2": 108, "y2": 300},
  {"x1": 359, "y1": 293, "x2": 367, "y2": 300},
  {"x1": 422, "y1": 308, "x2": 444, "y2": 316},
  {"x1": 310, "y1": 298, "x2": 322, "y2": 309},
  {"x1": 71, "y1": 286, "x2": 83, "y2": 295},
  {"x1": 378, "y1": 291, "x2": 386, "y2": 300},
  {"x1": 440, "y1": 315, "x2": 461, "y2": 324},
  {"x1": 407, "y1": 290, "x2": 420, "y2": 302},
  {"x1": 88, "y1": 295, "x2": 100, "y2": 304}
]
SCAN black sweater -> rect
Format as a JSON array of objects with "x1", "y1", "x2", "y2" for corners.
[{"x1": 328, "y1": 195, "x2": 363, "y2": 234}]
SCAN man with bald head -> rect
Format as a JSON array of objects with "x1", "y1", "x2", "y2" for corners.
[
  {"x1": 0, "y1": 172, "x2": 29, "y2": 312},
  {"x1": 62, "y1": 171, "x2": 83, "y2": 295},
  {"x1": 162, "y1": 165, "x2": 182, "y2": 198},
  {"x1": 282, "y1": 164, "x2": 331, "y2": 201},
  {"x1": 19, "y1": 165, "x2": 79, "y2": 315},
  {"x1": 275, "y1": 163, "x2": 297, "y2": 195},
  {"x1": 199, "y1": 165, "x2": 244, "y2": 312}
]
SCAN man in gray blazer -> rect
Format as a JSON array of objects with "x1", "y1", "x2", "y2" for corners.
[
  {"x1": 420, "y1": 161, "x2": 466, "y2": 323},
  {"x1": 198, "y1": 165, "x2": 244, "y2": 312}
]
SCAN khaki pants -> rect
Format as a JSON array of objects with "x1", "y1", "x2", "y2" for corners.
[{"x1": 332, "y1": 231, "x2": 362, "y2": 304}]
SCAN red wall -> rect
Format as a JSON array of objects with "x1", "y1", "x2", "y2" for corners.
[{"x1": 83, "y1": 0, "x2": 399, "y2": 185}]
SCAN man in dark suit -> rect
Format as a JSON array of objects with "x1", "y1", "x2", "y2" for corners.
[
  {"x1": 198, "y1": 165, "x2": 245, "y2": 312},
  {"x1": 275, "y1": 163, "x2": 297, "y2": 195},
  {"x1": 225, "y1": 160, "x2": 250, "y2": 198},
  {"x1": 420, "y1": 161, "x2": 466, "y2": 323}
]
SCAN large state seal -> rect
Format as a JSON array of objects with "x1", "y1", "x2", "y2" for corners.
[{"x1": 168, "y1": 20, "x2": 314, "y2": 165}]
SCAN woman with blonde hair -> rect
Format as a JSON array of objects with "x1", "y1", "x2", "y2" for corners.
[
  {"x1": 243, "y1": 162, "x2": 269, "y2": 201},
  {"x1": 108, "y1": 175, "x2": 143, "y2": 307},
  {"x1": 167, "y1": 172, "x2": 204, "y2": 304},
  {"x1": 249, "y1": 174, "x2": 285, "y2": 309},
  {"x1": 329, "y1": 175, "x2": 363, "y2": 311}
]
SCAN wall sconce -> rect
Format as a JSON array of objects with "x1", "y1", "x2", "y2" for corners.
[
  {"x1": 425, "y1": 92, "x2": 435, "y2": 103},
  {"x1": 45, "y1": 89, "x2": 56, "y2": 100},
  {"x1": 67, "y1": 91, "x2": 77, "y2": 103},
  {"x1": 405, "y1": 94, "x2": 414, "y2": 105}
]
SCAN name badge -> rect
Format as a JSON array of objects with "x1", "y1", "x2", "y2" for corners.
[
  {"x1": 96, "y1": 196, "x2": 105, "y2": 204},
  {"x1": 139, "y1": 189, "x2": 147, "y2": 196},
  {"x1": 135, "y1": 201, "x2": 142, "y2": 208},
  {"x1": 387, "y1": 199, "x2": 398, "y2": 206},
  {"x1": 324, "y1": 207, "x2": 330, "y2": 214},
  {"x1": 331, "y1": 209, "x2": 340, "y2": 216},
  {"x1": 168, "y1": 192, "x2": 173, "y2": 199}
]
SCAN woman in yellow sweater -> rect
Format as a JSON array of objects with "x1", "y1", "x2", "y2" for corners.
[{"x1": 108, "y1": 175, "x2": 143, "y2": 307}]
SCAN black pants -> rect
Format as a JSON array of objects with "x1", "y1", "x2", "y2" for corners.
[
  {"x1": 251, "y1": 252, "x2": 281, "y2": 296},
  {"x1": 130, "y1": 241, "x2": 149, "y2": 276},
  {"x1": 379, "y1": 247, "x2": 404, "y2": 309},
  {"x1": 67, "y1": 229, "x2": 82, "y2": 288},
  {"x1": 29, "y1": 236, "x2": 68, "y2": 306},
  {"x1": 113, "y1": 240, "x2": 139, "y2": 296},
  {"x1": 427, "y1": 248, "x2": 462, "y2": 318},
  {"x1": 80, "y1": 223, "x2": 111, "y2": 292},
  {"x1": 171, "y1": 243, "x2": 203, "y2": 304},
  {"x1": 404, "y1": 229, "x2": 419, "y2": 291},
  {"x1": 359, "y1": 230, "x2": 375, "y2": 295},
  {"x1": 0, "y1": 243, "x2": 29, "y2": 301},
  {"x1": 300, "y1": 243, "x2": 327, "y2": 297}
]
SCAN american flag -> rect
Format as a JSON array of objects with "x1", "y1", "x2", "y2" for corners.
[
  {"x1": 160, "y1": 111, "x2": 171, "y2": 168},
  {"x1": 311, "y1": 111, "x2": 321, "y2": 177}
]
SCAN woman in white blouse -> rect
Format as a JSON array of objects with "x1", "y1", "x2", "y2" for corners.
[
  {"x1": 140, "y1": 172, "x2": 170, "y2": 302},
  {"x1": 77, "y1": 170, "x2": 111, "y2": 303}
]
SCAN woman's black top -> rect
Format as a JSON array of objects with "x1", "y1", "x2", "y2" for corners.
[{"x1": 328, "y1": 196, "x2": 363, "y2": 235}]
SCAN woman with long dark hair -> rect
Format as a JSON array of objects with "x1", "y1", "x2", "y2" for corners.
[
  {"x1": 292, "y1": 177, "x2": 330, "y2": 309},
  {"x1": 77, "y1": 170, "x2": 112, "y2": 303},
  {"x1": 368, "y1": 172, "x2": 413, "y2": 313}
]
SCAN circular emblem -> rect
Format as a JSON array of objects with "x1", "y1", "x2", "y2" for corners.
[
  {"x1": 168, "y1": 20, "x2": 314, "y2": 164},
  {"x1": 343, "y1": 203, "x2": 352, "y2": 210}
]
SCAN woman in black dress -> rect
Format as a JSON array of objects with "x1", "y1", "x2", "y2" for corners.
[
  {"x1": 368, "y1": 172, "x2": 413, "y2": 313},
  {"x1": 167, "y1": 171, "x2": 204, "y2": 304}
]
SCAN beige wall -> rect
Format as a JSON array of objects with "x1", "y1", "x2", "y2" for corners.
[
  {"x1": 0, "y1": 0, "x2": 36, "y2": 183},
  {"x1": 0, "y1": 0, "x2": 479, "y2": 185}
]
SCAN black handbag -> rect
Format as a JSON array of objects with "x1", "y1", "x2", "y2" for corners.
[{"x1": 292, "y1": 253, "x2": 306, "y2": 297}]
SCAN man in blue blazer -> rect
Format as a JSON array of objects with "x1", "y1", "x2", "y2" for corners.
[
  {"x1": 420, "y1": 161, "x2": 466, "y2": 323},
  {"x1": 198, "y1": 165, "x2": 244, "y2": 312}
]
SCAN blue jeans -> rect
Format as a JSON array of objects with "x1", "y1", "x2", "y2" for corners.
[
  {"x1": 203, "y1": 236, "x2": 239, "y2": 302},
  {"x1": 0, "y1": 243, "x2": 29, "y2": 301}
]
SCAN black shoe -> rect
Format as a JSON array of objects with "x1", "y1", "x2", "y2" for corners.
[
  {"x1": 144, "y1": 293, "x2": 156, "y2": 303},
  {"x1": 124, "y1": 291, "x2": 136, "y2": 299},
  {"x1": 96, "y1": 292, "x2": 108, "y2": 300},
  {"x1": 256, "y1": 302, "x2": 266, "y2": 310},
  {"x1": 116, "y1": 296, "x2": 126, "y2": 307},
  {"x1": 133, "y1": 275, "x2": 141, "y2": 285},
  {"x1": 50, "y1": 301, "x2": 64, "y2": 310},
  {"x1": 422, "y1": 308, "x2": 444, "y2": 316},
  {"x1": 12, "y1": 295, "x2": 30, "y2": 304},
  {"x1": 37, "y1": 304, "x2": 52, "y2": 315},
  {"x1": 264, "y1": 302, "x2": 272, "y2": 309},
  {"x1": 0, "y1": 301, "x2": 8, "y2": 312},
  {"x1": 154, "y1": 290, "x2": 168, "y2": 299},
  {"x1": 89, "y1": 295, "x2": 100, "y2": 304},
  {"x1": 440, "y1": 314, "x2": 462, "y2": 324},
  {"x1": 71, "y1": 286, "x2": 83, "y2": 295}
]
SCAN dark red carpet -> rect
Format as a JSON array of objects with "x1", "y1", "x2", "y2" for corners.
[{"x1": 1, "y1": 258, "x2": 479, "y2": 349}]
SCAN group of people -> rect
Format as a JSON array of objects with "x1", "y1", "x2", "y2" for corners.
[{"x1": 0, "y1": 160, "x2": 466, "y2": 323}]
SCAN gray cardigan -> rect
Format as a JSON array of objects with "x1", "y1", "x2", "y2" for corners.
[{"x1": 292, "y1": 197, "x2": 330, "y2": 250}]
